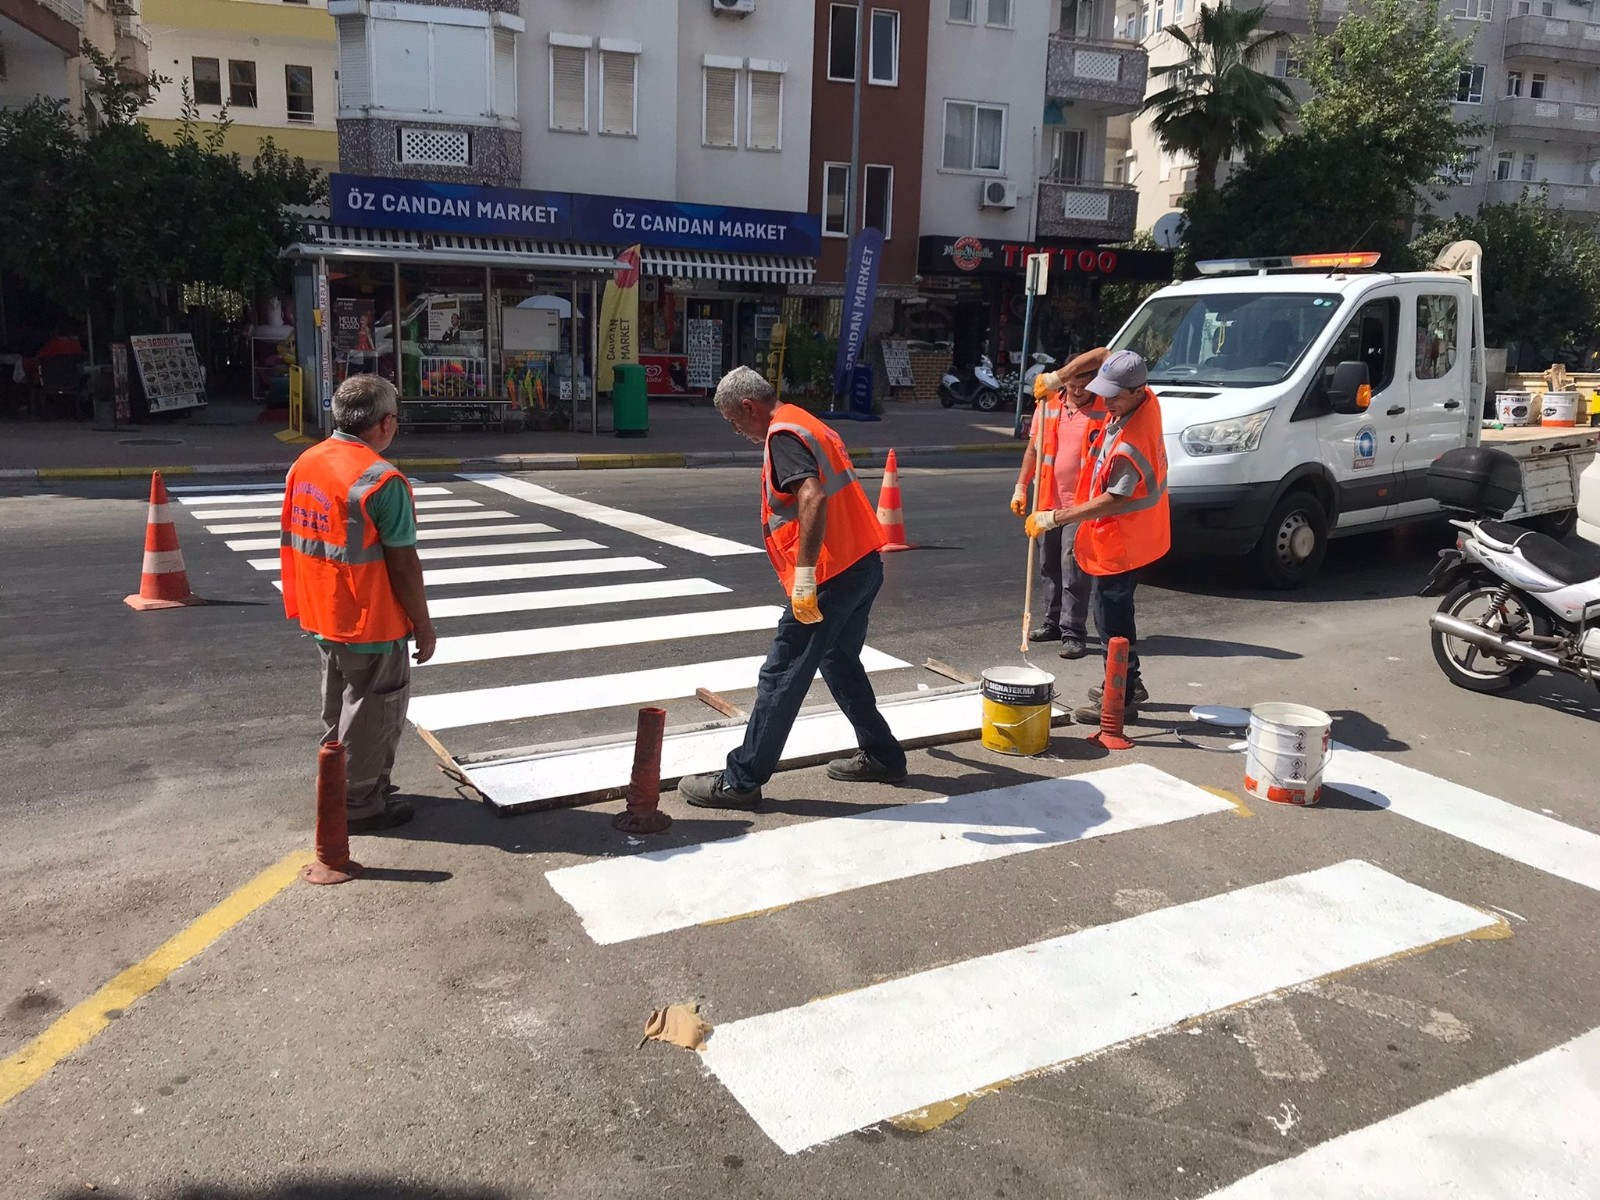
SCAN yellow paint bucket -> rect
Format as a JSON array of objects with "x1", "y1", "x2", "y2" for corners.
[{"x1": 980, "y1": 666, "x2": 1054, "y2": 757}]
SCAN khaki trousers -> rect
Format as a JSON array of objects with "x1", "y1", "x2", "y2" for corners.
[{"x1": 317, "y1": 642, "x2": 411, "y2": 818}]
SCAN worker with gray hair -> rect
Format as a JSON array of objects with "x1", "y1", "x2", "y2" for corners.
[{"x1": 677, "y1": 366, "x2": 905, "y2": 809}]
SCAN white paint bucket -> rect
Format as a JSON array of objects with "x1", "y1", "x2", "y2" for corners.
[
  {"x1": 1244, "y1": 702, "x2": 1333, "y2": 807},
  {"x1": 1541, "y1": 391, "x2": 1579, "y2": 428},
  {"x1": 1496, "y1": 391, "x2": 1535, "y2": 427}
]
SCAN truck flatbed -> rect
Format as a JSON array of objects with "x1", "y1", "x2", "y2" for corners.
[{"x1": 1483, "y1": 425, "x2": 1598, "y2": 448}]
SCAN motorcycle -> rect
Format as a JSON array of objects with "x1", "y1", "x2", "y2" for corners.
[
  {"x1": 1023, "y1": 351, "x2": 1057, "y2": 395},
  {"x1": 938, "y1": 355, "x2": 1003, "y2": 413},
  {"x1": 1421, "y1": 448, "x2": 1600, "y2": 696}
]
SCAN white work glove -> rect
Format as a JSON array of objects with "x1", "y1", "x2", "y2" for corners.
[
  {"x1": 1010, "y1": 485, "x2": 1028, "y2": 517},
  {"x1": 1025, "y1": 510, "x2": 1060, "y2": 539},
  {"x1": 790, "y1": 566, "x2": 823, "y2": 624}
]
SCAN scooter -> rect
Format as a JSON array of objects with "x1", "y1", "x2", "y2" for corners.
[
  {"x1": 1421, "y1": 450, "x2": 1600, "y2": 696},
  {"x1": 938, "y1": 355, "x2": 1003, "y2": 412},
  {"x1": 1023, "y1": 351, "x2": 1056, "y2": 394}
]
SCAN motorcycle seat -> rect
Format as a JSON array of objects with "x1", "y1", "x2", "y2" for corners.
[
  {"x1": 1517, "y1": 531, "x2": 1600, "y2": 586},
  {"x1": 1478, "y1": 519, "x2": 1533, "y2": 550}
]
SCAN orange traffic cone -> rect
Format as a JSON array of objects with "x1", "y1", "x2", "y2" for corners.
[
  {"x1": 875, "y1": 449, "x2": 914, "y2": 552},
  {"x1": 124, "y1": 471, "x2": 205, "y2": 611}
]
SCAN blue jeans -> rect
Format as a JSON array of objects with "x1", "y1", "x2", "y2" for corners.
[
  {"x1": 724, "y1": 553, "x2": 906, "y2": 791},
  {"x1": 1091, "y1": 567, "x2": 1142, "y2": 686}
]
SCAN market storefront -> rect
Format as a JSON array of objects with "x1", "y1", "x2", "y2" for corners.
[{"x1": 284, "y1": 174, "x2": 819, "y2": 432}]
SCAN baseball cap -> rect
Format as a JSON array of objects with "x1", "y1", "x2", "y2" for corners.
[{"x1": 1086, "y1": 350, "x2": 1148, "y2": 398}]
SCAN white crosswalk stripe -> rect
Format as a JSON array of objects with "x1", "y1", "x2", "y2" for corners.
[
  {"x1": 239, "y1": 538, "x2": 605, "y2": 561},
  {"x1": 190, "y1": 499, "x2": 481, "y2": 523},
  {"x1": 424, "y1": 605, "x2": 785, "y2": 667}
]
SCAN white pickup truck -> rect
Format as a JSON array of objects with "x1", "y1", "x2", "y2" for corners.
[{"x1": 1108, "y1": 243, "x2": 1598, "y2": 586}]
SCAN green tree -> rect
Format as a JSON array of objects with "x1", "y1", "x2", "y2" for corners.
[{"x1": 1142, "y1": 3, "x2": 1296, "y2": 194}]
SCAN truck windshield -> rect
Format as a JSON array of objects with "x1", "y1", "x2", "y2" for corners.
[{"x1": 1111, "y1": 292, "x2": 1342, "y2": 389}]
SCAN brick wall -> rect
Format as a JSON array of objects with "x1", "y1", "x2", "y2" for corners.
[{"x1": 902, "y1": 349, "x2": 951, "y2": 406}]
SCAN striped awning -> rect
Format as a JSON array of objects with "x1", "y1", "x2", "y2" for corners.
[
  {"x1": 283, "y1": 222, "x2": 624, "y2": 271},
  {"x1": 641, "y1": 248, "x2": 815, "y2": 285}
]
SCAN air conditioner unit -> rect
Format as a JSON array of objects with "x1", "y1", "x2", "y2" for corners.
[
  {"x1": 979, "y1": 179, "x2": 1018, "y2": 210},
  {"x1": 712, "y1": 0, "x2": 755, "y2": 15}
]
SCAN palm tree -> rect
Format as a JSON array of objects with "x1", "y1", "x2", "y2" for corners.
[{"x1": 1142, "y1": 3, "x2": 1298, "y2": 193}]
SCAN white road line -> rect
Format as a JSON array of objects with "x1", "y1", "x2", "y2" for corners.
[
  {"x1": 178, "y1": 486, "x2": 450, "y2": 505},
  {"x1": 461, "y1": 472, "x2": 763, "y2": 557},
  {"x1": 1325, "y1": 745, "x2": 1600, "y2": 892},
  {"x1": 189, "y1": 499, "x2": 479, "y2": 522},
  {"x1": 548, "y1": 763, "x2": 1234, "y2": 945},
  {"x1": 426, "y1": 578, "x2": 730, "y2": 622},
  {"x1": 204, "y1": 519, "x2": 559, "y2": 538},
  {"x1": 1200, "y1": 1026, "x2": 1600, "y2": 1198},
  {"x1": 466, "y1": 691, "x2": 1011, "y2": 810},
  {"x1": 699, "y1": 860, "x2": 1496, "y2": 1155},
  {"x1": 242, "y1": 538, "x2": 604, "y2": 563},
  {"x1": 416, "y1": 510, "x2": 518, "y2": 524},
  {"x1": 260, "y1": 555, "x2": 660, "y2": 587},
  {"x1": 410, "y1": 644, "x2": 903, "y2": 730},
  {"x1": 166, "y1": 481, "x2": 287, "y2": 494},
  {"x1": 424, "y1": 605, "x2": 783, "y2": 667},
  {"x1": 204, "y1": 520, "x2": 285, "y2": 534}
]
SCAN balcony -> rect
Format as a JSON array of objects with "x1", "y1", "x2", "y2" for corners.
[
  {"x1": 1505, "y1": 14, "x2": 1600, "y2": 68},
  {"x1": 9, "y1": 0, "x2": 84, "y2": 54},
  {"x1": 1046, "y1": 36, "x2": 1148, "y2": 115},
  {"x1": 1497, "y1": 97, "x2": 1600, "y2": 146},
  {"x1": 114, "y1": 15, "x2": 152, "y2": 82},
  {"x1": 1485, "y1": 178, "x2": 1600, "y2": 218},
  {"x1": 1037, "y1": 179, "x2": 1138, "y2": 241}
]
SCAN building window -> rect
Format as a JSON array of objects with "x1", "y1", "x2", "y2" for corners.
[
  {"x1": 1438, "y1": 147, "x2": 1479, "y2": 185},
  {"x1": 1530, "y1": 72, "x2": 1546, "y2": 99},
  {"x1": 1517, "y1": 1, "x2": 1555, "y2": 13},
  {"x1": 229, "y1": 60, "x2": 257, "y2": 107},
  {"x1": 950, "y1": 0, "x2": 975, "y2": 22},
  {"x1": 823, "y1": 161, "x2": 851, "y2": 237},
  {"x1": 987, "y1": 0, "x2": 1014, "y2": 27},
  {"x1": 550, "y1": 45, "x2": 588, "y2": 132},
  {"x1": 1048, "y1": 127, "x2": 1085, "y2": 181},
  {"x1": 1453, "y1": 0, "x2": 1492, "y2": 18},
  {"x1": 703, "y1": 66, "x2": 739, "y2": 148},
  {"x1": 943, "y1": 100, "x2": 1006, "y2": 172},
  {"x1": 1140, "y1": 4, "x2": 1150, "y2": 37},
  {"x1": 1495, "y1": 150, "x2": 1514, "y2": 180},
  {"x1": 748, "y1": 70, "x2": 782, "y2": 150},
  {"x1": 1154, "y1": 0, "x2": 1165, "y2": 31},
  {"x1": 192, "y1": 57, "x2": 222, "y2": 105},
  {"x1": 1061, "y1": 0, "x2": 1095, "y2": 38},
  {"x1": 870, "y1": 9, "x2": 899, "y2": 86},
  {"x1": 1506, "y1": 70, "x2": 1522, "y2": 97},
  {"x1": 599, "y1": 50, "x2": 637, "y2": 136},
  {"x1": 828, "y1": 3, "x2": 858, "y2": 82},
  {"x1": 1175, "y1": 0, "x2": 1185, "y2": 17},
  {"x1": 1521, "y1": 152, "x2": 1538, "y2": 181},
  {"x1": 285, "y1": 64, "x2": 314, "y2": 122},
  {"x1": 863, "y1": 163, "x2": 893, "y2": 236},
  {"x1": 1455, "y1": 64, "x2": 1485, "y2": 104}
]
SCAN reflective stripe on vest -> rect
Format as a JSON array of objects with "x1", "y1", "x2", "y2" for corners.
[
  {"x1": 1074, "y1": 389, "x2": 1171, "y2": 576},
  {"x1": 761, "y1": 403, "x2": 887, "y2": 590}
]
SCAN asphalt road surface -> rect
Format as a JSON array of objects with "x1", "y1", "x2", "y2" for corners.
[{"x1": 1, "y1": 462, "x2": 1597, "y2": 1200}]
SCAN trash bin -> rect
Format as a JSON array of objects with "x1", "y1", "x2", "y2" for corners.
[{"x1": 613, "y1": 363, "x2": 648, "y2": 439}]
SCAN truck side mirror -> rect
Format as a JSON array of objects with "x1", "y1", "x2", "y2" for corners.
[{"x1": 1327, "y1": 361, "x2": 1372, "y2": 415}]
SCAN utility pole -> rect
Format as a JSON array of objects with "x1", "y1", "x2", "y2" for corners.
[{"x1": 833, "y1": 0, "x2": 866, "y2": 411}]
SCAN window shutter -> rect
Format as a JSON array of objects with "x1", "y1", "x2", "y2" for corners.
[
  {"x1": 704, "y1": 66, "x2": 738, "y2": 147},
  {"x1": 551, "y1": 45, "x2": 588, "y2": 131},
  {"x1": 433, "y1": 24, "x2": 486, "y2": 116},
  {"x1": 748, "y1": 71, "x2": 781, "y2": 150},
  {"x1": 335, "y1": 17, "x2": 369, "y2": 110},
  {"x1": 371, "y1": 19, "x2": 430, "y2": 111},
  {"x1": 494, "y1": 29, "x2": 516, "y2": 117},
  {"x1": 601, "y1": 51, "x2": 636, "y2": 135}
]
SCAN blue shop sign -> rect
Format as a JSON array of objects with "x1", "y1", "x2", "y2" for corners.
[{"x1": 330, "y1": 173, "x2": 820, "y2": 257}]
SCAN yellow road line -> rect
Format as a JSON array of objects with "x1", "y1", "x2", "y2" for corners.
[{"x1": 0, "y1": 849, "x2": 312, "y2": 1108}]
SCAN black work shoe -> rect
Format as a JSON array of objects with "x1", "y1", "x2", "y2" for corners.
[
  {"x1": 1028, "y1": 623, "x2": 1063, "y2": 642},
  {"x1": 826, "y1": 751, "x2": 909, "y2": 784},
  {"x1": 348, "y1": 798, "x2": 414, "y2": 833},
  {"x1": 678, "y1": 772, "x2": 762, "y2": 810},
  {"x1": 1088, "y1": 680, "x2": 1150, "y2": 707},
  {"x1": 1074, "y1": 701, "x2": 1140, "y2": 726},
  {"x1": 1059, "y1": 636, "x2": 1088, "y2": 660}
]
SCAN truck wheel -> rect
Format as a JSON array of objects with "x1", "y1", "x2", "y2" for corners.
[
  {"x1": 1252, "y1": 490, "x2": 1329, "y2": 589},
  {"x1": 1529, "y1": 507, "x2": 1577, "y2": 541},
  {"x1": 1430, "y1": 580, "x2": 1545, "y2": 693},
  {"x1": 974, "y1": 388, "x2": 1002, "y2": 413}
]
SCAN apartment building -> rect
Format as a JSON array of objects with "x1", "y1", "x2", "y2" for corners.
[
  {"x1": 1, "y1": 0, "x2": 149, "y2": 117},
  {"x1": 140, "y1": 0, "x2": 336, "y2": 172}
]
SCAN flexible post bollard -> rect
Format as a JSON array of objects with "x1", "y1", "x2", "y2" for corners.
[
  {"x1": 302, "y1": 741, "x2": 362, "y2": 884},
  {"x1": 613, "y1": 707, "x2": 672, "y2": 834},
  {"x1": 1088, "y1": 637, "x2": 1135, "y2": 751}
]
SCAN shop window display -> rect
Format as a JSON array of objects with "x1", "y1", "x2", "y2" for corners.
[{"x1": 398, "y1": 266, "x2": 488, "y2": 400}]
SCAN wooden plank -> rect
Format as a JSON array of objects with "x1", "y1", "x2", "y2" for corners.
[
  {"x1": 923, "y1": 657, "x2": 980, "y2": 685},
  {"x1": 695, "y1": 688, "x2": 747, "y2": 719}
]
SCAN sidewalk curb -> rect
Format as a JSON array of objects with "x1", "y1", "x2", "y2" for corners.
[{"x1": 8, "y1": 441, "x2": 1021, "y2": 483}]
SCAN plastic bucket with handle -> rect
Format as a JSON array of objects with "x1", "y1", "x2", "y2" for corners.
[
  {"x1": 1496, "y1": 391, "x2": 1535, "y2": 427},
  {"x1": 1243, "y1": 702, "x2": 1332, "y2": 806},
  {"x1": 981, "y1": 666, "x2": 1054, "y2": 757},
  {"x1": 1542, "y1": 391, "x2": 1579, "y2": 428}
]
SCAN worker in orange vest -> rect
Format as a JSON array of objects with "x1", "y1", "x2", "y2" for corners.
[
  {"x1": 678, "y1": 366, "x2": 905, "y2": 808},
  {"x1": 281, "y1": 375, "x2": 436, "y2": 832},
  {"x1": 1026, "y1": 350, "x2": 1169, "y2": 723}
]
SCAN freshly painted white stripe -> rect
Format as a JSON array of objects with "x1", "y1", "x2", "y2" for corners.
[
  {"x1": 700, "y1": 860, "x2": 1496, "y2": 1154},
  {"x1": 166, "y1": 481, "x2": 287, "y2": 494},
  {"x1": 462, "y1": 473, "x2": 763, "y2": 556},
  {"x1": 466, "y1": 691, "x2": 1005, "y2": 810},
  {"x1": 416, "y1": 510, "x2": 518, "y2": 524},
  {"x1": 141, "y1": 549, "x2": 186, "y2": 573},
  {"x1": 192, "y1": 498, "x2": 478, "y2": 523},
  {"x1": 414, "y1": 522, "x2": 557, "y2": 542},
  {"x1": 1200, "y1": 1026, "x2": 1600, "y2": 1198},
  {"x1": 410, "y1": 645, "x2": 904, "y2": 730},
  {"x1": 201, "y1": 518, "x2": 284, "y2": 531},
  {"x1": 549, "y1": 763, "x2": 1235, "y2": 945},
  {"x1": 254, "y1": 554, "x2": 659, "y2": 586},
  {"x1": 1325, "y1": 745, "x2": 1600, "y2": 892},
  {"x1": 425, "y1": 605, "x2": 783, "y2": 667},
  {"x1": 243, "y1": 537, "x2": 603, "y2": 564},
  {"x1": 178, "y1": 486, "x2": 450, "y2": 506},
  {"x1": 426, "y1": 577, "x2": 729, "y2": 622}
]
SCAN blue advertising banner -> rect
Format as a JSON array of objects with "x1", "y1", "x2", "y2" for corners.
[
  {"x1": 330, "y1": 173, "x2": 821, "y2": 257},
  {"x1": 832, "y1": 227, "x2": 885, "y2": 396}
]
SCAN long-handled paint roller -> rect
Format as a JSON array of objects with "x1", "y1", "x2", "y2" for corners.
[{"x1": 1018, "y1": 376, "x2": 1049, "y2": 660}]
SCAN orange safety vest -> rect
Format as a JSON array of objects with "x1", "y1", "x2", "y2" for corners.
[
  {"x1": 1074, "y1": 388, "x2": 1171, "y2": 576},
  {"x1": 280, "y1": 437, "x2": 413, "y2": 643},
  {"x1": 1032, "y1": 395, "x2": 1064, "y2": 509},
  {"x1": 762, "y1": 402, "x2": 888, "y2": 592}
]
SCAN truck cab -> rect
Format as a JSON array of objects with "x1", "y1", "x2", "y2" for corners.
[{"x1": 1109, "y1": 251, "x2": 1484, "y2": 587}]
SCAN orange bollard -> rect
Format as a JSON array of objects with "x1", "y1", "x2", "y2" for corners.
[
  {"x1": 302, "y1": 741, "x2": 362, "y2": 885},
  {"x1": 613, "y1": 707, "x2": 672, "y2": 834},
  {"x1": 124, "y1": 471, "x2": 205, "y2": 611},
  {"x1": 875, "y1": 449, "x2": 915, "y2": 552},
  {"x1": 1088, "y1": 637, "x2": 1135, "y2": 751}
]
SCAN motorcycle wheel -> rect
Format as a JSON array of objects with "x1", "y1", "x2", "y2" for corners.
[
  {"x1": 940, "y1": 394, "x2": 956, "y2": 408},
  {"x1": 1430, "y1": 579, "x2": 1550, "y2": 694},
  {"x1": 974, "y1": 388, "x2": 1002, "y2": 413}
]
